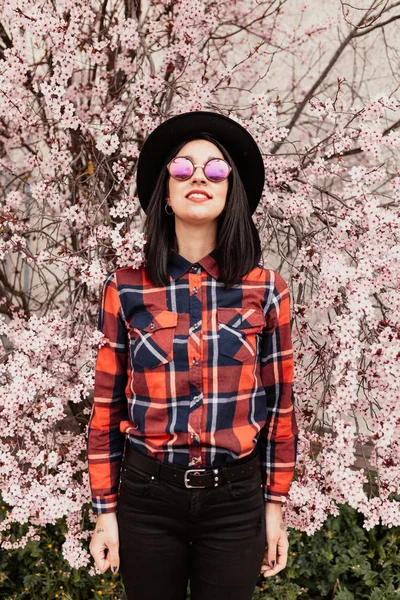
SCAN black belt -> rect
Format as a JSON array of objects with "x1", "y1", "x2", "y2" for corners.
[{"x1": 123, "y1": 442, "x2": 261, "y2": 489}]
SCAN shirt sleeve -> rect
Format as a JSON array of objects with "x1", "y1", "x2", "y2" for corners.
[
  {"x1": 87, "y1": 270, "x2": 129, "y2": 514},
  {"x1": 259, "y1": 270, "x2": 299, "y2": 504}
]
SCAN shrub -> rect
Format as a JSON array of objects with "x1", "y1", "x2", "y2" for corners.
[{"x1": 0, "y1": 503, "x2": 399, "y2": 599}]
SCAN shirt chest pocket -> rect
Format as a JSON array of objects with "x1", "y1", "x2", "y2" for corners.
[
  {"x1": 217, "y1": 308, "x2": 266, "y2": 363},
  {"x1": 129, "y1": 309, "x2": 178, "y2": 369}
]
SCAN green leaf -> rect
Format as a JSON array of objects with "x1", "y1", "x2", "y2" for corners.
[{"x1": 334, "y1": 588, "x2": 355, "y2": 600}]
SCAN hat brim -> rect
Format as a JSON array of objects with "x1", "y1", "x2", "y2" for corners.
[{"x1": 136, "y1": 110, "x2": 265, "y2": 215}]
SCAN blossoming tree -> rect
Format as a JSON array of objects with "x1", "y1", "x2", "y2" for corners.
[{"x1": 0, "y1": 0, "x2": 399, "y2": 569}]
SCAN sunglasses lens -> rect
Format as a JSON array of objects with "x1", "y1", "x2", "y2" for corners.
[
  {"x1": 204, "y1": 159, "x2": 230, "y2": 182},
  {"x1": 168, "y1": 157, "x2": 193, "y2": 180}
]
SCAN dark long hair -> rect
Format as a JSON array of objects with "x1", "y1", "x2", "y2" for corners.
[{"x1": 142, "y1": 132, "x2": 264, "y2": 291}]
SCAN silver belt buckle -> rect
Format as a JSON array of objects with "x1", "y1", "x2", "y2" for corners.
[{"x1": 184, "y1": 468, "x2": 207, "y2": 488}]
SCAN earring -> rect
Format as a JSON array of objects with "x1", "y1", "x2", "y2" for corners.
[{"x1": 165, "y1": 200, "x2": 174, "y2": 215}]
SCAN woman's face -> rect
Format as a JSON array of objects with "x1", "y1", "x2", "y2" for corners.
[{"x1": 166, "y1": 139, "x2": 229, "y2": 225}]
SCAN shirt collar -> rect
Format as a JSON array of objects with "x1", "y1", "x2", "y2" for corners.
[{"x1": 167, "y1": 247, "x2": 220, "y2": 280}]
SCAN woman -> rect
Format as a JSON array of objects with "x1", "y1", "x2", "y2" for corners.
[{"x1": 88, "y1": 111, "x2": 299, "y2": 600}]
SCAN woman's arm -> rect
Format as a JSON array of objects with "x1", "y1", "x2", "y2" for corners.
[
  {"x1": 258, "y1": 270, "x2": 299, "y2": 576},
  {"x1": 87, "y1": 270, "x2": 129, "y2": 515}
]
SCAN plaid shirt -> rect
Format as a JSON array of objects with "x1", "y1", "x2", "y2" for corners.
[{"x1": 87, "y1": 249, "x2": 299, "y2": 514}]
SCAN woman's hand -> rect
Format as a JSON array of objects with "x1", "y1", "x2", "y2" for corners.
[
  {"x1": 260, "y1": 502, "x2": 289, "y2": 578},
  {"x1": 89, "y1": 512, "x2": 120, "y2": 574}
]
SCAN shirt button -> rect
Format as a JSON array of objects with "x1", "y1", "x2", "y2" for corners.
[
  {"x1": 192, "y1": 287, "x2": 198, "y2": 294},
  {"x1": 150, "y1": 322, "x2": 155, "y2": 329},
  {"x1": 190, "y1": 264, "x2": 199, "y2": 273},
  {"x1": 192, "y1": 357, "x2": 199, "y2": 365},
  {"x1": 191, "y1": 433, "x2": 200, "y2": 443},
  {"x1": 193, "y1": 395, "x2": 201, "y2": 403}
]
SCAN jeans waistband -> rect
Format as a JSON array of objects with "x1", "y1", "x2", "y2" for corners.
[{"x1": 123, "y1": 441, "x2": 261, "y2": 489}]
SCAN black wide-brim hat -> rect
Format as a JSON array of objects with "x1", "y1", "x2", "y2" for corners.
[{"x1": 136, "y1": 110, "x2": 265, "y2": 215}]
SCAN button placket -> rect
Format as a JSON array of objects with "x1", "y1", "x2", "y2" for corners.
[{"x1": 188, "y1": 264, "x2": 203, "y2": 466}]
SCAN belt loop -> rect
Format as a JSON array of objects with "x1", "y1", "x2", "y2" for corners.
[
  {"x1": 154, "y1": 460, "x2": 161, "y2": 483},
  {"x1": 220, "y1": 463, "x2": 230, "y2": 485}
]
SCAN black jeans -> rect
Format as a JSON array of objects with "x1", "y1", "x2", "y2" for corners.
[{"x1": 117, "y1": 448, "x2": 266, "y2": 600}]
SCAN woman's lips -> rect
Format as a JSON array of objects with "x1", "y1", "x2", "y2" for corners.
[{"x1": 187, "y1": 196, "x2": 211, "y2": 202}]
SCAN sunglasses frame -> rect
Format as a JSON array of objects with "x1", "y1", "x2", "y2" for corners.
[{"x1": 167, "y1": 156, "x2": 232, "y2": 182}]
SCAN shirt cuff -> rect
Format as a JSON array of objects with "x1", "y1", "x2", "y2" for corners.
[
  {"x1": 263, "y1": 488, "x2": 289, "y2": 504},
  {"x1": 91, "y1": 493, "x2": 119, "y2": 514}
]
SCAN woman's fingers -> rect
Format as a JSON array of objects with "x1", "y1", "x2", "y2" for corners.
[
  {"x1": 107, "y1": 541, "x2": 120, "y2": 573},
  {"x1": 89, "y1": 538, "x2": 110, "y2": 572},
  {"x1": 89, "y1": 516, "x2": 120, "y2": 574},
  {"x1": 261, "y1": 529, "x2": 289, "y2": 577}
]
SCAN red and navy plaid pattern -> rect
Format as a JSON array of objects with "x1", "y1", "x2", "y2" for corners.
[{"x1": 87, "y1": 249, "x2": 299, "y2": 513}]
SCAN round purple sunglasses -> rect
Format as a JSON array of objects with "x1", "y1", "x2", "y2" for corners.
[{"x1": 167, "y1": 156, "x2": 232, "y2": 183}]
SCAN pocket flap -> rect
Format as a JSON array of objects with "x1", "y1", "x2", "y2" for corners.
[
  {"x1": 131, "y1": 310, "x2": 178, "y2": 332},
  {"x1": 217, "y1": 307, "x2": 265, "y2": 330}
]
